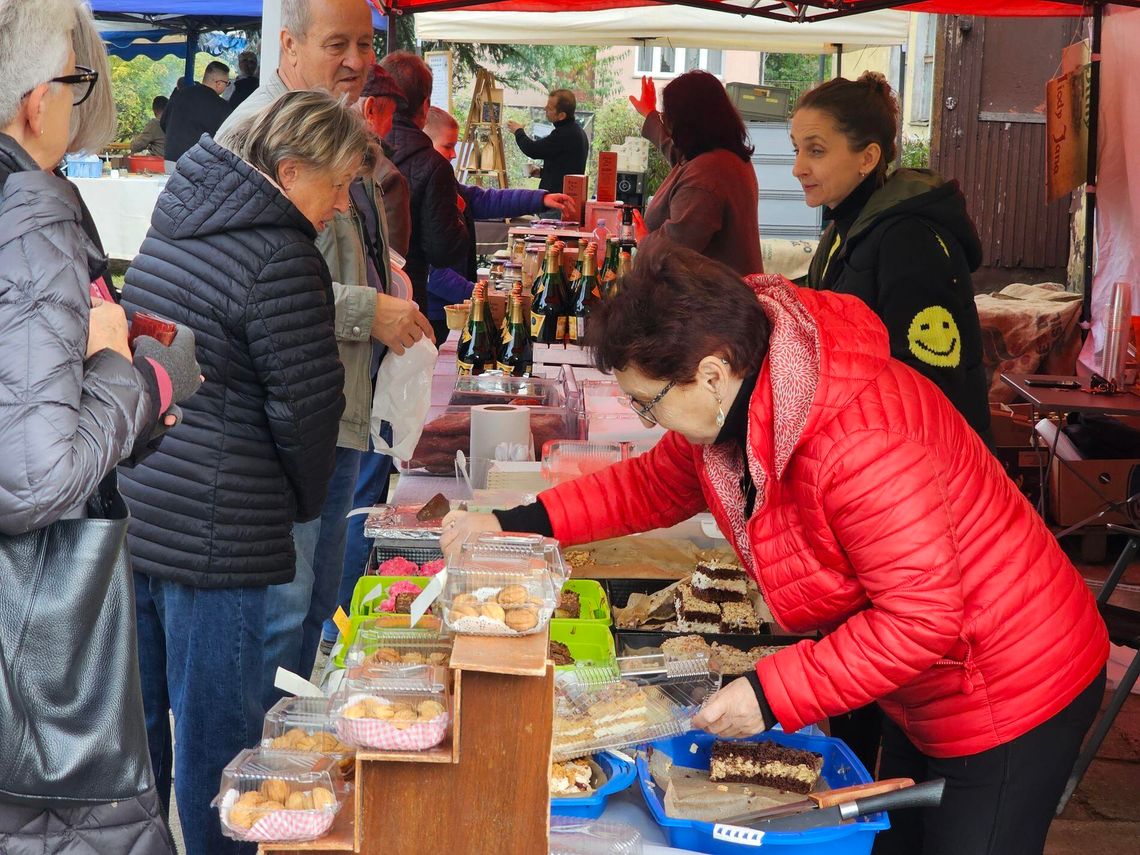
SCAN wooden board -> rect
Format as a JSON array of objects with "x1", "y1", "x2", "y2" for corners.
[
  {"x1": 259, "y1": 796, "x2": 356, "y2": 853},
  {"x1": 356, "y1": 666, "x2": 553, "y2": 854},
  {"x1": 450, "y1": 629, "x2": 549, "y2": 676},
  {"x1": 572, "y1": 562, "x2": 690, "y2": 581},
  {"x1": 353, "y1": 670, "x2": 462, "y2": 765}
]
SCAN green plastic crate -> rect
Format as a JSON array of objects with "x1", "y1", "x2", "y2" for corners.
[
  {"x1": 557, "y1": 579, "x2": 610, "y2": 625},
  {"x1": 548, "y1": 621, "x2": 616, "y2": 670},
  {"x1": 349, "y1": 575, "x2": 429, "y2": 618}
]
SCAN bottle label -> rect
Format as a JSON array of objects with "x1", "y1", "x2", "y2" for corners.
[
  {"x1": 530, "y1": 313, "x2": 545, "y2": 340},
  {"x1": 457, "y1": 360, "x2": 475, "y2": 376},
  {"x1": 556, "y1": 316, "x2": 568, "y2": 341},
  {"x1": 459, "y1": 328, "x2": 472, "y2": 345},
  {"x1": 569, "y1": 316, "x2": 585, "y2": 343}
]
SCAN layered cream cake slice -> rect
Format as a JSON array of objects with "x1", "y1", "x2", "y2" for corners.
[
  {"x1": 674, "y1": 581, "x2": 722, "y2": 633},
  {"x1": 690, "y1": 563, "x2": 751, "y2": 603},
  {"x1": 708, "y1": 740, "x2": 824, "y2": 795},
  {"x1": 550, "y1": 758, "x2": 594, "y2": 796},
  {"x1": 589, "y1": 684, "x2": 651, "y2": 739}
]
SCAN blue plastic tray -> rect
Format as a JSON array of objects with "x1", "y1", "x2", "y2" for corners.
[
  {"x1": 638, "y1": 730, "x2": 889, "y2": 854},
  {"x1": 551, "y1": 751, "x2": 637, "y2": 819}
]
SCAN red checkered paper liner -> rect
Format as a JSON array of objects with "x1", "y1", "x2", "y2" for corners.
[
  {"x1": 334, "y1": 693, "x2": 449, "y2": 751},
  {"x1": 219, "y1": 789, "x2": 338, "y2": 842}
]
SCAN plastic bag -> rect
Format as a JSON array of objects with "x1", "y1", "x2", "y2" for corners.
[{"x1": 370, "y1": 336, "x2": 438, "y2": 460}]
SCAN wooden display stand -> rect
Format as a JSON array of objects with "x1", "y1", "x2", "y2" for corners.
[
  {"x1": 262, "y1": 632, "x2": 553, "y2": 855},
  {"x1": 457, "y1": 68, "x2": 509, "y2": 189}
]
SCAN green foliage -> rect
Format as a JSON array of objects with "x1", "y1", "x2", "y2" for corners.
[
  {"x1": 588, "y1": 100, "x2": 669, "y2": 197},
  {"x1": 762, "y1": 52, "x2": 829, "y2": 106},
  {"x1": 901, "y1": 134, "x2": 931, "y2": 169},
  {"x1": 109, "y1": 55, "x2": 182, "y2": 143}
]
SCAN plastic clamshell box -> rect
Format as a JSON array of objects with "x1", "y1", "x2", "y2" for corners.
[
  {"x1": 554, "y1": 578, "x2": 611, "y2": 624},
  {"x1": 550, "y1": 751, "x2": 637, "y2": 819},
  {"x1": 541, "y1": 440, "x2": 625, "y2": 486},
  {"x1": 456, "y1": 531, "x2": 569, "y2": 582},
  {"x1": 549, "y1": 815, "x2": 644, "y2": 854},
  {"x1": 345, "y1": 625, "x2": 452, "y2": 671},
  {"x1": 638, "y1": 730, "x2": 888, "y2": 854},
  {"x1": 64, "y1": 154, "x2": 102, "y2": 178},
  {"x1": 333, "y1": 667, "x2": 450, "y2": 752},
  {"x1": 551, "y1": 655, "x2": 719, "y2": 762},
  {"x1": 440, "y1": 560, "x2": 559, "y2": 637},
  {"x1": 261, "y1": 697, "x2": 355, "y2": 779},
  {"x1": 334, "y1": 616, "x2": 449, "y2": 669},
  {"x1": 549, "y1": 621, "x2": 617, "y2": 671},
  {"x1": 449, "y1": 373, "x2": 568, "y2": 408},
  {"x1": 213, "y1": 749, "x2": 345, "y2": 843}
]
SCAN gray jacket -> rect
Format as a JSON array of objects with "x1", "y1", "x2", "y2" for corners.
[
  {"x1": 219, "y1": 74, "x2": 403, "y2": 450},
  {"x1": 0, "y1": 134, "x2": 158, "y2": 536}
]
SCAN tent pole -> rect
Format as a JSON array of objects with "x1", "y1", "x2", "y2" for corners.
[
  {"x1": 1081, "y1": 2, "x2": 1103, "y2": 335},
  {"x1": 184, "y1": 28, "x2": 198, "y2": 84},
  {"x1": 836, "y1": 43, "x2": 843, "y2": 77}
]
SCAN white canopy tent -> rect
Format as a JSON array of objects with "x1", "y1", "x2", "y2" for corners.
[{"x1": 414, "y1": 6, "x2": 910, "y2": 51}]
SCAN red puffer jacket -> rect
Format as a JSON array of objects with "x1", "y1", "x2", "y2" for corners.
[{"x1": 539, "y1": 277, "x2": 1108, "y2": 758}]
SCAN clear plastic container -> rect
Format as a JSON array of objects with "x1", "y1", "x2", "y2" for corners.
[
  {"x1": 540, "y1": 440, "x2": 624, "y2": 486},
  {"x1": 213, "y1": 749, "x2": 345, "y2": 843},
  {"x1": 345, "y1": 626, "x2": 452, "y2": 671},
  {"x1": 549, "y1": 816, "x2": 643, "y2": 854},
  {"x1": 455, "y1": 531, "x2": 569, "y2": 582},
  {"x1": 449, "y1": 373, "x2": 568, "y2": 408},
  {"x1": 261, "y1": 698, "x2": 355, "y2": 779},
  {"x1": 440, "y1": 549, "x2": 560, "y2": 637},
  {"x1": 551, "y1": 655, "x2": 719, "y2": 762},
  {"x1": 333, "y1": 667, "x2": 450, "y2": 752}
]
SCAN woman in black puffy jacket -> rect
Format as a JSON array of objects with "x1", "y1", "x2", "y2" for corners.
[{"x1": 119, "y1": 90, "x2": 373, "y2": 855}]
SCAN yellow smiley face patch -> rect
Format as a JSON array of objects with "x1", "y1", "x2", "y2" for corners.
[{"x1": 907, "y1": 306, "x2": 961, "y2": 368}]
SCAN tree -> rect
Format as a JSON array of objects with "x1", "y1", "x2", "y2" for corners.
[{"x1": 109, "y1": 55, "x2": 182, "y2": 143}]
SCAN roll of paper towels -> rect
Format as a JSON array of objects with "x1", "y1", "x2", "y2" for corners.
[{"x1": 470, "y1": 404, "x2": 532, "y2": 462}]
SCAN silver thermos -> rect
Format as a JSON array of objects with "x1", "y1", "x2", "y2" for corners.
[{"x1": 1102, "y1": 281, "x2": 1133, "y2": 389}]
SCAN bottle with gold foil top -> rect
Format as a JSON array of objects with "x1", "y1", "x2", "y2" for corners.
[
  {"x1": 599, "y1": 238, "x2": 620, "y2": 299},
  {"x1": 612, "y1": 250, "x2": 632, "y2": 299},
  {"x1": 569, "y1": 242, "x2": 598, "y2": 345},
  {"x1": 532, "y1": 235, "x2": 557, "y2": 303},
  {"x1": 456, "y1": 282, "x2": 497, "y2": 375},
  {"x1": 530, "y1": 243, "x2": 566, "y2": 344},
  {"x1": 498, "y1": 286, "x2": 533, "y2": 376}
]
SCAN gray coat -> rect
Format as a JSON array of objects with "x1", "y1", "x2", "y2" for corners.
[{"x1": 0, "y1": 134, "x2": 159, "y2": 536}]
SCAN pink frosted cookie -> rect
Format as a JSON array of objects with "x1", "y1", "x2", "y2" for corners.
[
  {"x1": 419, "y1": 560, "x2": 446, "y2": 577},
  {"x1": 376, "y1": 557, "x2": 418, "y2": 577}
]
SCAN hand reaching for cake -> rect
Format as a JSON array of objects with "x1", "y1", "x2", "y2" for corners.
[
  {"x1": 693, "y1": 677, "x2": 768, "y2": 739},
  {"x1": 439, "y1": 510, "x2": 501, "y2": 556}
]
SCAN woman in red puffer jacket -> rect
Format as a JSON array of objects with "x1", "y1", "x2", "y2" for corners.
[{"x1": 442, "y1": 242, "x2": 1108, "y2": 855}]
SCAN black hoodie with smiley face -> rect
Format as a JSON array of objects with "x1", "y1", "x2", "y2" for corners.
[{"x1": 807, "y1": 169, "x2": 991, "y2": 445}]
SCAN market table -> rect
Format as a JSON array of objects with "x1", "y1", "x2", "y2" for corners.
[{"x1": 70, "y1": 174, "x2": 166, "y2": 261}]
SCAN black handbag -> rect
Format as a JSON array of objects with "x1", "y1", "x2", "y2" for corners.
[{"x1": 0, "y1": 475, "x2": 152, "y2": 805}]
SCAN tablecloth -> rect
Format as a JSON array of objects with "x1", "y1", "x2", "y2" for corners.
[{"x1": 70, "y1": 174, "x2": 167, "y2": 261}]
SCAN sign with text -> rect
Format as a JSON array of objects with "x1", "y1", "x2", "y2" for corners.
[
  {"x1": 425, "y1": 50, "x2": 452, "y2": 113},
  {"x1": 1045, "y1": 63, "x2": 1090, "y2": 203}
]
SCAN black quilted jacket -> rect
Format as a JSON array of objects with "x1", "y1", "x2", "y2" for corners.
[
  {"x1": 119, "y1": 137, "x2": 345, "y2": 588},
  {"x1": 385, "y1": 115, "x2": 468, "y2": 309}
]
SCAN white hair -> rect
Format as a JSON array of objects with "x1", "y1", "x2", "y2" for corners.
[
  {"x1": 0, "y1": 0, "x2": 77, "y2": 129},
  {"x1": 68, "y1": 0, "x2": 116, "y2": 154},
  {"x1": 281, "y1": 0, "x2": 312, "y2": 40}
]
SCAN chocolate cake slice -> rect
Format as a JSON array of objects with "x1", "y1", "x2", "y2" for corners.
[
  {"x1": 691, "y1": 563, "x2": 750, "y2": 603},
  {"x1": 674, "y1": 581, "x2": 721, "y2": 633},
  {"x1": 549, "y1": 640, "x2": 575, "y2": 666},
  {"x1": 554, "y1": 589, "x2": 581, "y2": 619},
  {"x1": 709, "y1": 740, "x2": 824, "y2": 794}
]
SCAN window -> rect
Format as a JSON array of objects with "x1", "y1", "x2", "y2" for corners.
[
  {"x1": 634, "y1": 47, "x2": 725, "y2": 77},
  {"x1": 911, "y1": 14, "x2": 937, "y2": 124}
]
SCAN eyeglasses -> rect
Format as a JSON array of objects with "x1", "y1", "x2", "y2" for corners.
[
  {"x1": 25, "y1": 66, "x2": 99, "y2": 106},
  {"x1": 627, "y1": 379, "x2": 676, "y2": 426}
]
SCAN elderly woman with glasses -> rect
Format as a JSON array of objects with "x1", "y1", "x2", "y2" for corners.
[
  {"x1": 0, "y1": 0, "x2": 200, "y2": 849},
  {"x1": 443, "y1": 240, "x2": 1109, "y2": 855}
]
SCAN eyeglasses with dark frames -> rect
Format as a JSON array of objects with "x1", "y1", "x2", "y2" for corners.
[
  {"x1": 23, "y1": 65, "x2": 99, "y2": 107},
  {"x1": 627, "y1": 379, "x2": 676, "y2": 425}
]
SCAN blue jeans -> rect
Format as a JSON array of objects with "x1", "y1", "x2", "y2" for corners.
[
  {"x1": 263, "y1": 446, "x2": 361, "y2": 707},
  {"x1": 322, "y1": 427, "x2": 395, "y2": 644},
  {"x1": 134, "y1": 572, "x2": 266, "y2": 855}
]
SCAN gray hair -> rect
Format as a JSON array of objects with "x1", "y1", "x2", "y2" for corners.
[
  {"x1": 0, "y1": 0, "x2": 77, "y2": 129},
  {"x1": 281, "y1": 0, "x2": 312, "y2": 40},
  {"x1": 217, "y1": 89, "x2": 377, "y2": 184},
  {"x1": 68, "y1": 0, "x2": 116, "y2": 155}
]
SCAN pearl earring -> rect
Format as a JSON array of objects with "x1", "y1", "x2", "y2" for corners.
[{"x1": 716, "y1": 407, "x2": 726, "y2": 428}]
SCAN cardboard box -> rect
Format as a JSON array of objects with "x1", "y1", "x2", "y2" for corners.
[
  {"x1": 562, "y1": 174, "x2": 588, "y2": 224},
  {"x1": 990, "y1": 402, "x2": 1035, "y2": 447},
  {"x1": 585, "y1": 201, "x2": 623, "y2": 234},
  {"x1": 597, "y1": 151, "x2": 618, "y2": 203},
  {"x1": 1048, "y1": 456, "x2": 1140, "y2": 527}
]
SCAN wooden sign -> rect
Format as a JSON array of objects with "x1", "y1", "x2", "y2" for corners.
[
  {"x1": 425, "y1": 50, "x2": 453, "y2": 113},
  {"x1": 1045, "y1": 63, "x2": 1089, "y2": 203}
]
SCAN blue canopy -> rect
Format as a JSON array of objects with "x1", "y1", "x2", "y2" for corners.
[{"x1": 91, "y1": 1, "x2": 387, "y2": 29}]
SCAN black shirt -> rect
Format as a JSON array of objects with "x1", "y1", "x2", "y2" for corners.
[{"x1": 512, "y1": 116, "x2": 589, "y2": 194}]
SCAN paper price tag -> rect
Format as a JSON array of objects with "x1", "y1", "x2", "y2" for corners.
[
  {"x1": 410, "y1": 569, "x2": 447, "y2": 628},
  {"x1": 332, "y1": 606, "x2": 352, "y2": 640}
]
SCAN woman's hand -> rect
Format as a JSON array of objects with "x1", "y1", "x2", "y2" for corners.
[
  {"x1": 87, "y1": 296, "x2": 132, "y2": 361},
  {"x1": 440, "y1": 510, "x2": 502, "y2": 556},
  {"x1": 692, "y1": 677, "x2": 769, "y2": 739},
  {"x1": 542, "y1": 193, "x2": 578, "y2": 221},
  {"x1": 629, "y1": 76, "x2": 657, "y2": 118}
]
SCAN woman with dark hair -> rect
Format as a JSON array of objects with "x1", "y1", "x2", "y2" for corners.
[
  {"x1": 791, "y1": 71, "x2": 990, "y2": 442},
  {"x1": 443, "y1": 241, "x2": 1108, "y2": 855},
  {"x1": 629, "y1": 71, "x2": 762, "y2": 275}
]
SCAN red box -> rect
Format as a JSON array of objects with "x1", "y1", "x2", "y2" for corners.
[
  {"x1": 562, "y1": 174, "x2": 588, "y2": 225},
  {"x1": 596, "y1": 151, "x2": 618, "y2": 203},
  {"x1": 129, "y1": 312, "x2": 177, "y2": 348}
]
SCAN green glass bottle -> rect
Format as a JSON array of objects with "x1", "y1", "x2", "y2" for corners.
[
  {"x1": 530, "y1": 243, "x2": 567, "y2": 344},
  {"x1": 497, "y1": 285, "x2": 533, "y2": 376},
  {"x1": 569, "y1": 242, "x2": 598, "y2": 346},
  {"x1": 456, "y1": 282, "x2": 497, "y2": 375}
]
